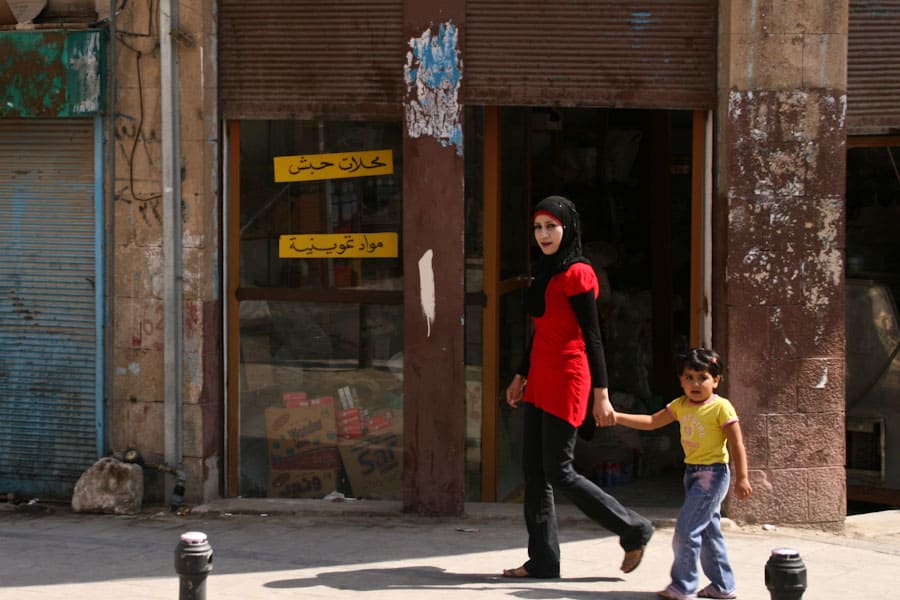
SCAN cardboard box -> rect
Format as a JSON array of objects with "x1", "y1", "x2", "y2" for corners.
[
  {"x1": 282, "y1": 391, "x2": 308, "y2": 408},
  {"x1": 240, "y1": 335, "x2": 272, "y2": 363},
  {"x1": 265, "y1": 400, "x2": 339, "y2": 471},
  {"x1": 241, "y1": 363, "x2": 274, "y2": 391},
  {"x1": 338, "y1": 421, "x2": 402, "y2": 500},
  {"x1": 268, "y1": 468, "x2": 339, "y2": 499}
]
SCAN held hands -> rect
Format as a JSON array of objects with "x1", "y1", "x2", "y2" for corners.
[
  {"x1": 506, "y1": 375, "x2": 525, "y2": 407},
  {"x1": 593, "y1": 388, "x2": 615, "y2": 427}
]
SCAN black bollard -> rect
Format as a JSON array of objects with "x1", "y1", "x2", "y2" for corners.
[
  {"x1": 174, "y1": 531, "x2": 213, "y2": 600},
  {"x1": 764, "y1": 547, "x2": 807, "y2": 600}
]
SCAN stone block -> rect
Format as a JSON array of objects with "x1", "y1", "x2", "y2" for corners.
[
  {"x1": 726, "y1": 467, "x2": 808, "y2": 524},
  {"x1": 134, "y1": 201, "x2": 164, "y2": 247},
  {"x1": 768, "y1": 412, "x2": 844, "y2": 468},
  {"x1": 736, "y1": 413, "x2": 769, "y2": 468},
  {"x1": 182, "y1": 402, "x2": 203, "y2": 458},
  {"x1": 796, "y1": 358, "x2": 844, "y2": 412},
  {"x1": 805, "y1": 140, "x2": 848, "y2": 200},
  {"x1": 753, "y1": 33, "x2": 805, "y2": 89},
  {"x1": 71, "y1": 458, "x2": 143, "y2": 515},
  {"x1": 770, "y1": 303, "x2": 843, "y2": 359},
  {"x1": 727, "y1": 357, "x2": 769, "y2": 411},
  {"x1": 730, "y1": 357, "x2": 799, "y2": 415},
  {"x1": 113, "y1": 297, "x2": 142, "y2": 350},
  {"x1": 112, "y1": 245, "x2": 143, "y2": 299},
  {"x1": 808, "y1": 466, "x2": 845, "y2": 524},
  {"x1": 726, "y1": 308, "x2": 771, "y2": 360},
  {"x1": 125, "y1": 399, "x2": 166, "y2": 458},
  {"x1": 725, "y1": 247, "x2": 806, "y2": 306},
  {"x1": 803, "y1": 33, "x2": 847, "y2": 89},
  {"x1": 113, "y1": 349, "x2": 164, "y2": 407}
]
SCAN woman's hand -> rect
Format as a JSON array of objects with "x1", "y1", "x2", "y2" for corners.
[
  {"x1": 592, "y1": 387, "x2": 615, "y2": 427},
  {"x1": 506, "y1": 374, "x2": 526, "y2": 407}
]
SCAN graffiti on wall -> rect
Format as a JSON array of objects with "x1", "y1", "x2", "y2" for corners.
[{"x1": 404, "y1": 21, "x2": 463, "y2": 156}]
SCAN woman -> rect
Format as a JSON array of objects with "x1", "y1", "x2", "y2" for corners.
[{"x1": 503, "y1": 195, "x2": 654, "y2": 579}]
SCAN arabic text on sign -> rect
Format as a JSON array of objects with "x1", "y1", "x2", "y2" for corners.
[
  {"x1": 279, "y1": 232, "x2": 399, "y2": 259},
  {"x1": 273, "y1": 149, "x2": 394, "y2": 182}
]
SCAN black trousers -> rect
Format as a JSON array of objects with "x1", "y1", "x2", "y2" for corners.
[{"x1": 521, "y1": 402, "x2": 654, "y2": 578}]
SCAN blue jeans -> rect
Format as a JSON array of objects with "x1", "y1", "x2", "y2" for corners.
[
  {"x1": 521, "y1": 403, "x2": 654, "y2": 578},
  {"x1": 667, "y1": 463, "x2": 736, "y2": 597}
]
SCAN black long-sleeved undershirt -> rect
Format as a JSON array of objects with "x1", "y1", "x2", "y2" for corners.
[{"x1": 515, "y1": 291, "x2": 609, "y2": 390}]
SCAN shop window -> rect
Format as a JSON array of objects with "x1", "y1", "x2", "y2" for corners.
[{"x1": 235, "y1": 121, "x2": 403, "y2": 500}]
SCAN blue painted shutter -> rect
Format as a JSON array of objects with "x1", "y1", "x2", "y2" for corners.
[{"x1": 0, "y1": 118, "x2": 99, "y2": 498}]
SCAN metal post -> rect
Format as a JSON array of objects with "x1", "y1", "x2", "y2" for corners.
[
  {"x1": 174, "y1": 531, "x2": 213, "y2": 600},
  {"x1": 764, "y1": 547, "x2": 807, "y2": 600}
]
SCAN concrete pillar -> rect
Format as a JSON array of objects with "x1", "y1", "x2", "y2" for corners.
[
  {"x1": 716, "y1": 1, "x2": 848, "y2": 526},
  {"x1": 110, "y1": 0, "x2": 221, "y2": 504},
  {"x1": 401, "y1": 1, "x2": 467, "y2": 515}
]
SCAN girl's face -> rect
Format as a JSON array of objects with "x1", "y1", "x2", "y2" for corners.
[
  {"x1": 533, "y1": 214, "x2": 564, "y2": 255},
  {"x1": 679, "y1": 368, "x2": 720, "y2": 402}
]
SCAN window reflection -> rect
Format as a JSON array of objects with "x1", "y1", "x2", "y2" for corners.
[{"x1": 236, "y1": 120, "x2": 404, "y2": 500}]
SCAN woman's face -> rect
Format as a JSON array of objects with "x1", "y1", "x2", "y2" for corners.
[{"x1": 533, "y1": 214, "x2": 564, "y2": 255}]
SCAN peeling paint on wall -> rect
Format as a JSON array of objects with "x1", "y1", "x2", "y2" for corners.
[
  {"x1": 418, "y1": 249, "x2": 435, "y2": 337},
  {"x1": 726, "y1": 88, "x2": 846, "y2": 319},
  {"x1": 0, "y1": 30, "x2": 105, "y2": 117},
  {"x1": 69, "y1": 32, "x2": 101, "y2": 114},
  {"x1": 404, "y1": 21, "x2": 463, "y2": 156}
]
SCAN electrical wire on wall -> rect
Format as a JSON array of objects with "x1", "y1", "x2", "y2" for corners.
[{"x1": 114, "y1": 0, "x2": 162, "y2": 206}]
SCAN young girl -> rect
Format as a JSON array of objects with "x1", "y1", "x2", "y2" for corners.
[{"x1": 613, "y1": 348, "x2": 752, "y2": 600}]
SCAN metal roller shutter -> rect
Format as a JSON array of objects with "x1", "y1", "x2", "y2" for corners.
[
  {"x1": 0, "y1": 118, "x2": 100, "y2": 498},
  {"x1": 219, "y1": 0, "x2": 404, "y2": 120},
  {"x1": 848, "y1": 0, "x2": 900, "y2": 135},
  {"x1": 465, "y1": 0, "x2": 717, "y2": 110}
]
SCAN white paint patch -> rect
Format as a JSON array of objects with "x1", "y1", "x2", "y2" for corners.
[
  {"x1": 128, "y1": 362, "x2": 140, "y2": 375},
  {"x1": 816, "y1": 366, "x2": 828, "y2": 389},
  {"x1": 418, "y1": 250, "x2": 436, "y2": 337}
]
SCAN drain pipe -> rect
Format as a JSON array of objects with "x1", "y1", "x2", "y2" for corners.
[{"x1": 160, "y1": 0, "x2": 184, "y2": 488}]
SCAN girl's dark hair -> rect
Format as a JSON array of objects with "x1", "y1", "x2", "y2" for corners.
[{"x1": 676, "y1": 348, "x2": 724, "y2": 378}]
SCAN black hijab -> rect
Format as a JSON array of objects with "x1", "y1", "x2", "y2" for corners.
[{"x1": 526, "y1": 195, "x2": 590, "y2": 317}]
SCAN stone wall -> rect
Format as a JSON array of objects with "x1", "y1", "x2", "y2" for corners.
[
  {"x1": 717, "y1": 1, "x2": 848, "y2": 527},
  {"x1": 109, "y1": 0, "x2": 220, "y2": 503}
]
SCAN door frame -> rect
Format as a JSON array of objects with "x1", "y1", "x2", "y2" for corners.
[{"x1": 477, "y1": 108, "x2": 712, "y2": 502}]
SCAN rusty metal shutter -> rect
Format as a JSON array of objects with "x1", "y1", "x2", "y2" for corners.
[
  {"x1": 0, "y1": 118, "x2": 100, "y2": 498},
  {"x1": 848, "y1": 1, "x2": 900, "y2": 135},
  {"x1": 465, "y1": 0, "x2": 717, "y2": 110},
  {"x1": 219, "y1": 0, "x2": 404, "y2": 120}
]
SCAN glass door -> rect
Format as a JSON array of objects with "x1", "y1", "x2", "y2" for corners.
[{"x1": 469, "y1": 106, "x2": 703, "y2": 504}]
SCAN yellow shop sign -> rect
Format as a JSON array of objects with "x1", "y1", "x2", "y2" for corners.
[
  {"x1": 279, "y1": 232, "x2": 399, "y2": 258},
  {"x1": 273, "y1": 149, "x2": 394, "y2": 182}
]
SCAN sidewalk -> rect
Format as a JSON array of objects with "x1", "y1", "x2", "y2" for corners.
[{"x1": 1, "y1": 498, "x2": 898, "y2": 599}]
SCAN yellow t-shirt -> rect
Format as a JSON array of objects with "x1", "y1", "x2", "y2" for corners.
[{"x1": 666, "y1": 394, "x2": 738, "y2": 465}]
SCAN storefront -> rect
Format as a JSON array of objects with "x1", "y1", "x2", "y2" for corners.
[
  {"x1": 844, "y1": 1, "x2": 900, "y2": 506},
  {"x1": 0, "y1": 29, "x2": 107, "y2": 497},
  {"x1": 219, "y1": 1, "x2": 718, "y2": 508}
]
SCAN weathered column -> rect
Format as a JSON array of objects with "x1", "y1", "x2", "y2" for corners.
[
  {"x1": 716, "y1": 2, "x2": 848, "y2": 527},
  {"x1": 401, "y1": 3, "x2": 467, "y2": 514}
]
